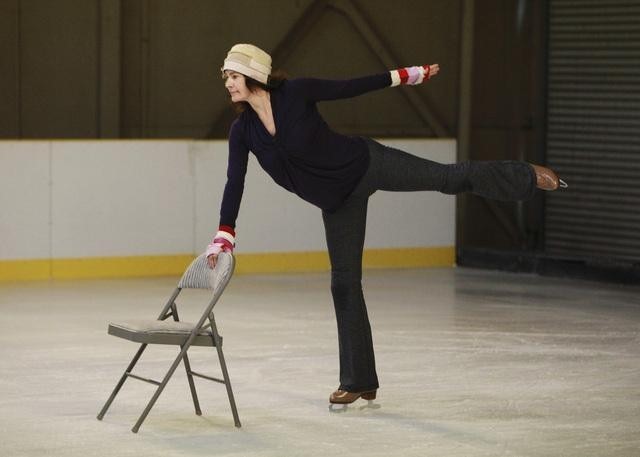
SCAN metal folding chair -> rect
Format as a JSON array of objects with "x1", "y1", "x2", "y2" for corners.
[{"x1": 97, "y1": 252, "x2": 241, "y2": 432}]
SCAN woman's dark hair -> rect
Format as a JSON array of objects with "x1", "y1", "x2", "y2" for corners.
[{"x1": 231, "y1": 69, "x2": 288, "y2": 113}]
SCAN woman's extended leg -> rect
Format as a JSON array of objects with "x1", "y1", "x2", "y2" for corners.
[
  {"x1": 322, "y1": 192, "x2": 379, "y2": 397},
  {"x1": 362, "y1": 138, "x2": 538, "y2": 201}
]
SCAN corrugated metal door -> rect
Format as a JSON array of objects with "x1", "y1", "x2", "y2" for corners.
[{"x1": 545, "y1": 0, "x2": 640, "y2": 264}]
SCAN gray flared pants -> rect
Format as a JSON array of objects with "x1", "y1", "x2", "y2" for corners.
[{"x1": 322, "y1": 138, "x2": 536, "y2": 392}]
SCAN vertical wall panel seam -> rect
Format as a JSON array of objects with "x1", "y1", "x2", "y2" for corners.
[
  {"x1": 141, "y1": 0, "x2": 151, "y2": 138},
  {"x1": 48, "y1": 142, "x2": 53, "y2": 278},
  {"x1": 96, "y1": 0, "x2": 102, "y2": 137},
  {"x1": 17, "y1": 0, "x2": 22, "y2": 137},
  {"x1": 190, "y1": 143, "x2": 198, "y2": 256},
  {"x1": 455, "y1": 0, "x2": 475, "y2": 251},
  {"x1": 138, "y1": 0, "x2": 147, "y2": 137}
]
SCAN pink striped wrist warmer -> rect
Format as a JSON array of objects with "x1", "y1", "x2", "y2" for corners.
[
  {"x1": 390, "y1": 65, "x2": 431, "y2": 87},
  {"x1": 206, "y1": 226, "x2": 236, "y2": 256}
]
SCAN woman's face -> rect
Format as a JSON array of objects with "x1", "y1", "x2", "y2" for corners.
[{"x1": 224, "y1": 71, "x2": 251, "y2": 102}]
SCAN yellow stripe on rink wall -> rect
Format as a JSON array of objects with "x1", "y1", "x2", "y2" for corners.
[
  {"x1": 51, "y1": 255, "x2": 196, "y2": 280},
  {"x1": 0, "y1": 259, "x2": 52, "y2": 281},
  {"x1": 0, "y1": 255, "x2": 195, "y2": 281},
  {"x1": 234, "y1": 247, "x2": 455, "y2": 274},
  {"x1": 0, "y1": 247, "x2": 454, "y2": 281}
]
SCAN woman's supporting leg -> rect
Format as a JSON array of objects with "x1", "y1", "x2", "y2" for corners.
[
  {"x1": 363, "y1": 138, "x2": 537, "y2": 201},
  {"x1": 319, "y1": 138, "x2": 540, "y2": 395},
  {"x1": 322, "y1": 193, "x2": 379, "y2": 393}
]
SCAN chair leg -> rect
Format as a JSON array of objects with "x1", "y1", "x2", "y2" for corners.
[
  {"x1": 131, "y1": 343, "x2": 191, "y2": 433},
  {"x1": 215, "y1": 343, "x2": 241, "y2": 428},
  {"x1": 210, "y1": 322, "x2": 241, "y2": 427},
  {"x1": 97, "y1": 343, "x2": 147, "y2": 420},
  {"x1": 170, "y1": 300, "x2": 201, "y2": 415},
  {"x1": 181, "y1": 351, "x2": 202, "y2": 415}
]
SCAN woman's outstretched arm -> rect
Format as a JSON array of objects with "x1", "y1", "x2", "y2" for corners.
[{"x1": 293, "y1": 64, "x2": 440, "y2": 102}]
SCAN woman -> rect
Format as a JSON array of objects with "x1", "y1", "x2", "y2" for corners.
[{"x1": 206, "y1": 43, "x2": 565, "y2": 405}]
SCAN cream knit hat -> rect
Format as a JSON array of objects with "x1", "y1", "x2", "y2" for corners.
[{"x1": 222, "y1": 44, "x2": 272, "y2": 84}]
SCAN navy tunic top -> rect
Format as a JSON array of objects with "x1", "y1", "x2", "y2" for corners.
[{"x1": 219, "y1": 72, "x2": 392, "y2": 228}]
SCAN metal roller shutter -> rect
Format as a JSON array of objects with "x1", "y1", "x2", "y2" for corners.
[{"x1": 545, "y1": 0, "x2": 640, "y2": 264}]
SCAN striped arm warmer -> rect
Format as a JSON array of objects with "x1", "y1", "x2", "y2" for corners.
[
  {"x1": 390, "y1": 65, "x2": 431, "y2": 87},
  {"x1": 206, "y1": 225, "x2": 236, "y2": 257}
]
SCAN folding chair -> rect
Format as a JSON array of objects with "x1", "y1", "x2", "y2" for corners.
[{"x1": 97, "y1": 252, "x2": 241, "y2": 432}]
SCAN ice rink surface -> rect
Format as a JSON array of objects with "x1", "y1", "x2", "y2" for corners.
[{"x1": 1, "y1": 266, "x2": 638, "y2": 457}]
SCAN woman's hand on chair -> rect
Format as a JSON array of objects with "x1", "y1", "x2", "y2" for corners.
[
  {"x1": 206, "y1": 228, "x2": 235, "y2": 270},
  {"x1": 207, "y1": 254, "x2": 218, "y2": 269}
]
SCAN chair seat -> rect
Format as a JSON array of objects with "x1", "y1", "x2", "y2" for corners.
[{"x1": 108, "y1": 319, "x2": 221, "y2": 346}]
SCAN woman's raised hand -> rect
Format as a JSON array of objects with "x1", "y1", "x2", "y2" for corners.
[{"x1": 427, "y1": 64, "x2": 440, "y2": 78}]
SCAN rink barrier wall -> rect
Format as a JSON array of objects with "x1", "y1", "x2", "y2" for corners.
[
  {"x1": 0, "y1": 247, "x2": 455, "y2": 281},
  {"x1": 0, "y1": 139, "x2": 456, "y2": 281}
]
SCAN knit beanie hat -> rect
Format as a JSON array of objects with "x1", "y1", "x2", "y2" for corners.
[{"x1": 222, "y1": 44, "x2": 272, "y2": 84}]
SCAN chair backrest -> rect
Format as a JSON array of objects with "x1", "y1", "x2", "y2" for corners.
[{"x1": 178, "y1": 252, "x2": 235, "y2": 292}]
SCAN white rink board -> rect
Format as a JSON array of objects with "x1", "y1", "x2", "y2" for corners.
[{"x1": 1, "y1": 139, "x2": 455, "y2": 260}]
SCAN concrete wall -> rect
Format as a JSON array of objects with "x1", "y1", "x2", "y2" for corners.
[{"x1": 0, "y1": 139, "x2": 456, "y2": 280}]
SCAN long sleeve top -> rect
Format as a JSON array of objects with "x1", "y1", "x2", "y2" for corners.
[{"x1": 219, "y1": 72, "x2": 392, "y2": 228}]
